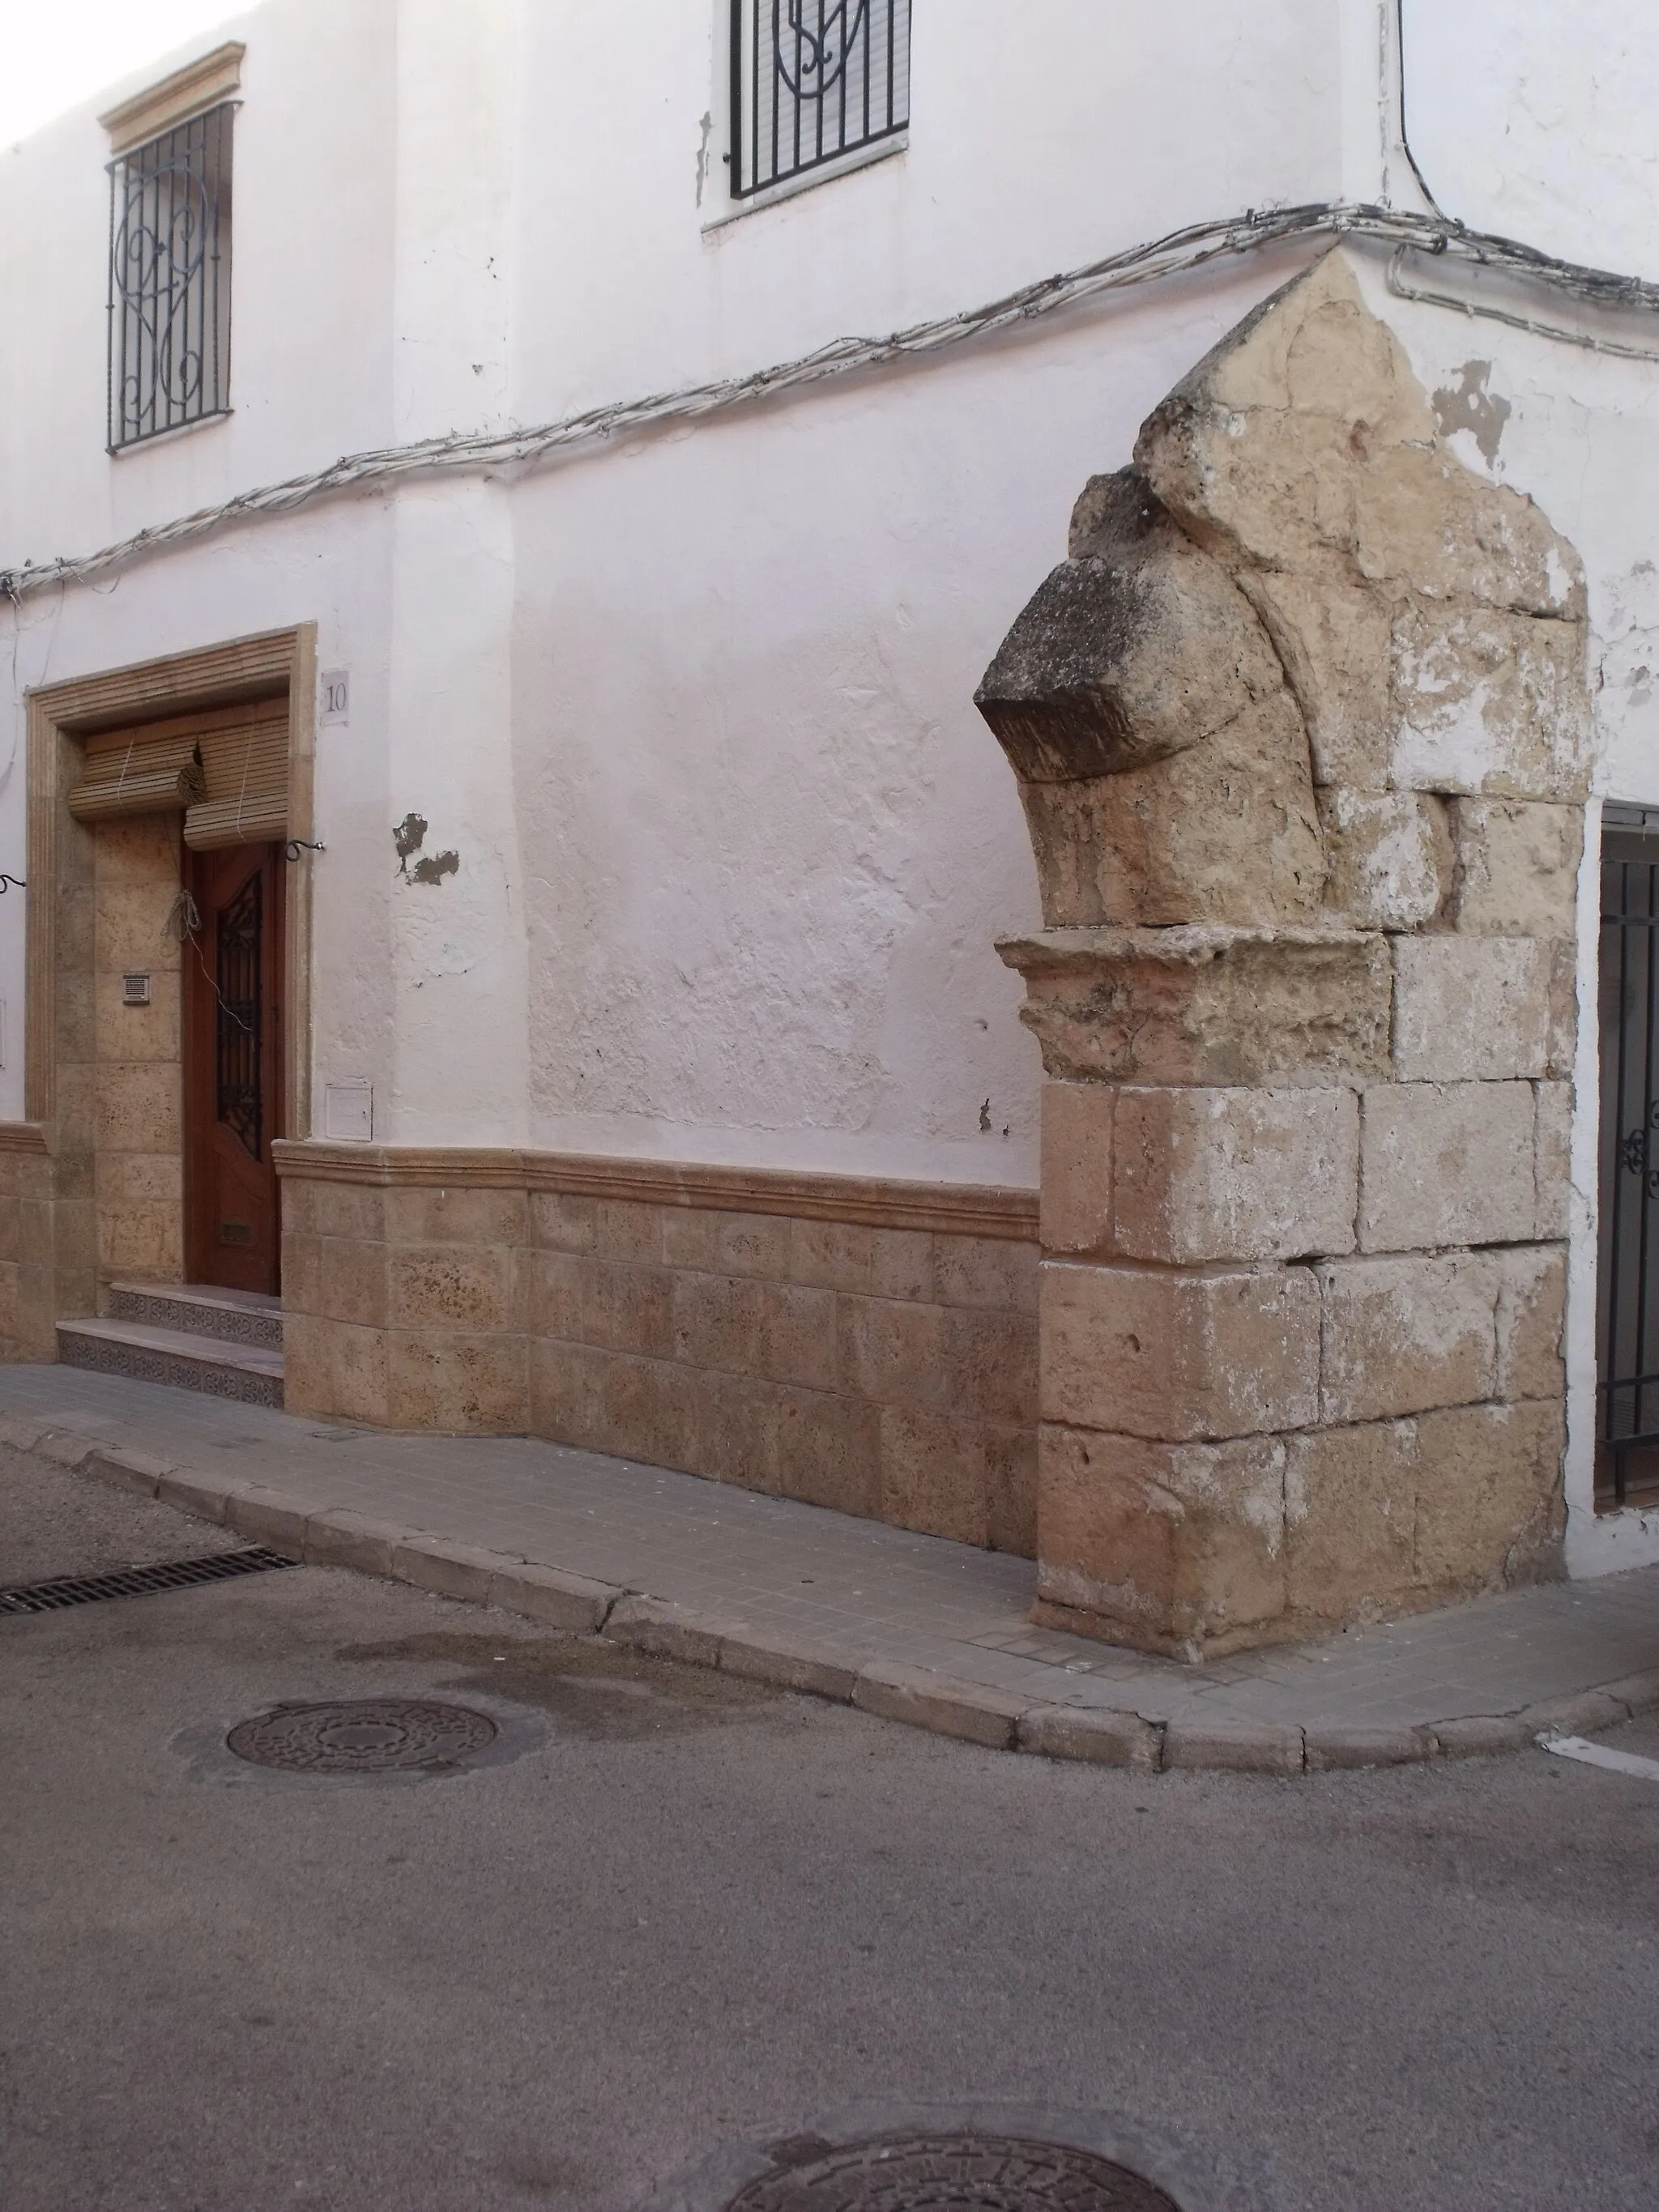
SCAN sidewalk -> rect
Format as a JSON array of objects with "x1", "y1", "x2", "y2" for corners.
[{"x1": 3, "y1": 1361, "x2": 1657, "y2": 1773}]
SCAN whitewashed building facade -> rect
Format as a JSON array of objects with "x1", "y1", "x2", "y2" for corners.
[{"x1": 3, "y1": 2, "x2": 1659, "y2": 1652}]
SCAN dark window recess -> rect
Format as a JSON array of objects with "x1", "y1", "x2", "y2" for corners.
[
  {"x1": 730, "y1": 0, "x2": 910, "y2": 201},
  {"x1": 107, "y1": 101, "x2": 233, "y2": 450},
  {"x1": 1597, "y1": 806, "x2": 1659, "y2": 1506}
]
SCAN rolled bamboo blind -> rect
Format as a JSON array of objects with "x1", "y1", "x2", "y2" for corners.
[
  {"x1": 67, "y1": 731, "x2": 205, "y2": 822},
  {"x1": 68, "y1": 696, "x2": 289, "y2": 849},
  {"x1": 185, "y1": 704, "x2": 290, "y2": 850}
]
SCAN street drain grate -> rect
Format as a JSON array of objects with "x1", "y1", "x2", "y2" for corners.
[
  {"x1": 226, "y1": 1698, "x2": 499, "y2": 1775},
  {"x1": 0, "y1": 1548, "x2": 296, "y2": 1616},
  {"x1": 726, "y1": 2132, "x2": 1182, "y2": 2210}
]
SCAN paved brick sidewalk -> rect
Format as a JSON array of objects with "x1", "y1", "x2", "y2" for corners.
[{"x1": 3, "y1": 1362, "x2": 1657, "y2": 1771}]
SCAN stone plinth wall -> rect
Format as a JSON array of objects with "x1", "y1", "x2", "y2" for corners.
[
  {"x1": 977, "y1": 250, "x2": 1590, "y2": 1657},
  {"x1": 0, "y1": 1128, "x2": 56, "y2": 1361},
  {"x1": 277, "y1": 1145, "x2": 1039, "y2": 1554}
]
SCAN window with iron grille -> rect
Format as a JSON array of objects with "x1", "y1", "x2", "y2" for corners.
[
  {"x1": 107, "y1": 102, "x2": 233, "y2": 450},
  {"x1": 730, "y1": 1, "x2": 910, "y2": 202}
]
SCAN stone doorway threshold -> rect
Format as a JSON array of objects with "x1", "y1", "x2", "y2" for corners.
[{"x1": 2, "y1": 1362, "x2": 1656, "y2": 1774}]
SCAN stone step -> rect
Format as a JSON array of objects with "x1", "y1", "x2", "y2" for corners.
[
  {"x1": 104, "y1": 1281, "x2": 284, "y2": 1353},
  {"x1": 56, "y1": 1318, "x2": 284, "y2": 1409}
]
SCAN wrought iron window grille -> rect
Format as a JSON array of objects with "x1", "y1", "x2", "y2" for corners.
[
  {"x1": 107, "y1": 102, "x2": 233, "y2": 452},
  {"x1": 729, "y1": 0, "x2": 910, "y2": 202}
]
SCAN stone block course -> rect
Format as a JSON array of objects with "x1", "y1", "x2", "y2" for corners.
[
  {"x1": 1533, "y1": 1082, "x2": 1572, "y2": 1237},
  {"x1": 1450, "y1": 799, "x2": 1582, "y2": 936},
  {"x1": 1316, "y1": 787, "x2": 1450, "y2": 929},
  {"x1": 1412, "y1": 1399, "x2": 1565, "y2": 1595},
  {"x1": 1039, "y1": 1080, "x2": 1115, "y2": 1255},
  {"x1": 1004, "y1": 927, "x2": 1392, "y2": 1089},
  {"x1": 1390, "y1": 936, "x2": 1555, "y2": 1081},
  {"x1": 1036, "y1": 1425, "x2": 1290, "y2": 1658},
  {"x1": 1284, "y1": 1418, "x2": 1418, "y2": 1622},
  {"x1": 1358, "y1": 1080, "x2": 1537, "y2": 1251},
  {"x1": 1111, "y1": 1085, "x2": 1358, "y2": 1264},
  {"x1": 1041, "y1": 1259, "x2": 1319, "y2": 1440},
  {"x1": 1317, "y1": 1252, "x2": 1497, "y2": 1425},
  {"x1": 1494, "y1": 1245, "x2": 1567, "y2": 1401}
]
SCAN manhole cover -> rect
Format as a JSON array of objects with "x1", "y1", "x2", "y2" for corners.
[
  {"x1": 726, "y1": 2132, "x2": 1181, "y2": 2211},
  {"x1": 225, "y1": 1698, "x2": 498, "y2": 1775}
]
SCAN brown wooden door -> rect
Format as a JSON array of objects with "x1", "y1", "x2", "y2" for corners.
[{"x1": 183, "y1": 842, "x2": 284, "y2": 1293}]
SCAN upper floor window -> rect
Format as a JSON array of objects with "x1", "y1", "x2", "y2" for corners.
[
  {"x1": 101, "y1": 44, "x2": 242, "y2": 452},
  {"x1": 729, "y1": 1, "x2": 911, "y2": 202}
]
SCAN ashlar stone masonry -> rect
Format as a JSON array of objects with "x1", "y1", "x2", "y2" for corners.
[{"x1": 977, "y1": 249, "x2": 1586, "y2": 1660}]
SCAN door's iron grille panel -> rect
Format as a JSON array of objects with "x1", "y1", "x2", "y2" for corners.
[
  {"x1": 1597, "y1": 811, "x2": 1659, "y2": 1505},
  {"x1": 0, "y1": 1548, "x2": 294, "y2": 1615},
  {"x1": 731, "y1": 0, "x2": 910, "y2": 200},
  {"x1": 216, "y1": 867, "x2": 262, "y2": 1161},
  {"x1": 108, "y1": 103, "x2": 233, "y2": 450}
]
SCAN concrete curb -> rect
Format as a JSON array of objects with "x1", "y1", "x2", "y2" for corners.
[{"x1": 18, "y1": 1415, "x2": 1659, "y2": 1776}]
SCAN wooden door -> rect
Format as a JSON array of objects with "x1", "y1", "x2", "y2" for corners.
[{"x1": 183, "y1": 842, "x2": 284, "y2": 1293}]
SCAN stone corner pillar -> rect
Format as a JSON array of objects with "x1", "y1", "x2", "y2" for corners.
[{"x1": 977, "y1": 248, "x2": 1587, "y2": 1661}]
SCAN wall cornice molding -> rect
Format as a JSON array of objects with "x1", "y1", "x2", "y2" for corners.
[
  {"x1": 272, "y1": 1141, "x2": 1039, "y2": 1242},
  {"x1": 100, "y1": 41, "x2": 245, "y2": 155}
]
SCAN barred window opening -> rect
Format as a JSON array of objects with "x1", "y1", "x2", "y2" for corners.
[
  {"x1": 107, "y1": 102, "x2": 233, "y2": 450},
  {"x1": 730, "y1": 0, "x2": 911, "y2": 202}
]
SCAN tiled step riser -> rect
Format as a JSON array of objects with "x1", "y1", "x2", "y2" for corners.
[
  {"x1": 106, "y1": 1289, "x2": 283, "y2": 1352},
  {"x1": 58, "y1": 1329, "x2": 283, "y2": 1409}
]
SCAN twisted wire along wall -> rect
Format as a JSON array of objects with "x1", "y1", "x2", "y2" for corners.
[
  {"x1": 10, "y1": 198, "x2": 1659, "y2": 607},
  {"x1": 107, "y1": 102, "x2": 232, "y2": 450},
  {"x1": 731, "y1": 0, "x2": 910, "y2": 198}
]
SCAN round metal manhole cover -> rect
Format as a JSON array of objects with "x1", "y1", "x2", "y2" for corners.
[
  {"x1": 726, "y1": 2133, "x2": 1182, "y2": 2212},
  {"x1": 225, "y1": 1698, "x2": 499, "y2": 1775}
]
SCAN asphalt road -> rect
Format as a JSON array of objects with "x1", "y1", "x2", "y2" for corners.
[{"x1": 2, "y1": 1443, "x2": 1656, "y2": 2212}]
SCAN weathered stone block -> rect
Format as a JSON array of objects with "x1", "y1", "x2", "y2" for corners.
[
  {"x1": 983, "y1": 476, "x2": 1285, "y2": 782},
  {"x1": 1000, "y1": 926, "x2": 1391, "y2": 1087},
  {"x1": 1039, "y1": 1079, "x2": 1114, "y2": 1256},
  {"x1": 1412, "y1": 1400, "x2": 1566, "y2": 1596},
  {"x1": 1238, "y1": 572, "x2": 1396, "y2": 790},
  {"x1": 1358, "y1": 1081, "x2": 1537, "y2": 1251},
  {"x1": 1285, "y1": 1418, "x2": 1418, "y2": 1623},
  {"x1": 1389, "y1": 604, "x2": 1592, "y2": 801},
  {"x1": 1041, "y1": 1259, "x2": 1319, "y2": 1440},
  {"x1": 1111, "y1": 1085, "x2": 1358, "y2": 1264},
  {"x1": 1493, "y1": 1245, "x2": 1567, "y2": 1401},
  {"x1": 1354, "y1": 458, "x2": 1584, "y2": 620},
  {"x1": 1391, "y1": 936, "x2": 1555, "y2": 1081},
  {"x1": 1533, "y1": 1080, "x2": 1572, "y2": 1238},
  {"x1": 1035, "y1": 1424, "x2": 1289, "y2": 1660},
  {"x1": 1450, "y1": 799, "x2": 1583, "y2": 936},
  {"x1": 1016, "y1": 693, "x2": 1326, "y2": 927},
  {"x1": 1316, "y1": 788, "x2": 1451, "y2": 928},
  {"x1": 1318, "y1": 1253, "x2": 1497, "y2": 1424}
]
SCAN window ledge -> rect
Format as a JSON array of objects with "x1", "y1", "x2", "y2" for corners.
[
  {"x1": 109, "y1": 409, "x2": 233, "y2": 460},
  {"x1": 703, "y1": 132, "x2": 906, "y2": 232}
]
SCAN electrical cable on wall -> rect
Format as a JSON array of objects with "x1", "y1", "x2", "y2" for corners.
[{"x1": 6, "y1": 12, "x2": 1659, "y2": 620}]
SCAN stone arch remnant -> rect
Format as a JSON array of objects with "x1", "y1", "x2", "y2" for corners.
[{"x1": 977, "y1": 251, "x2": 1589, "y2": 1660}]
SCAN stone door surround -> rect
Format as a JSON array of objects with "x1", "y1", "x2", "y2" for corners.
[{"x1": 2, "y1": 627, "x2": 318, "y2": 1354}]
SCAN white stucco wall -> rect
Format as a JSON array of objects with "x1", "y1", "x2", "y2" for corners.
[
  {"x1": 0, "y1": 0, "x2": 1347, "y2": 1180},
  {"x1": 4, "y1": 0, "x2": 1659, "y2": 1559}
]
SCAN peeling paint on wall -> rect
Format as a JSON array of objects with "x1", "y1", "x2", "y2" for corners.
[
  {"x1": 1431, "y1": 360, "x2": 1512, "y2": 466},
  {"x1": 394, "y1": 810, "x2": 460, "y2": 886}
]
